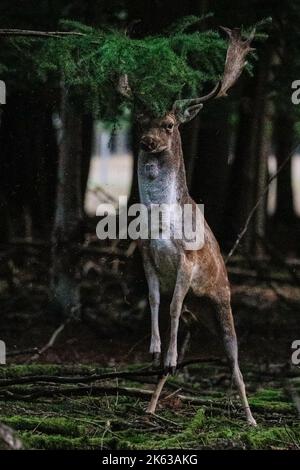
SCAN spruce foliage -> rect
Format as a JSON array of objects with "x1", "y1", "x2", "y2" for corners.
[
  {"x1": 33, "y1": 18, "x2": 229, "y2": 118},
  {"x1": 4, "y1": 17, "x2": 261, "y2": 119}
]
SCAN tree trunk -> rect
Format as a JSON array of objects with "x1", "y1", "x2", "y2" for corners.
[
  {"x1": 30, "y1": 94, "x2": 59, "y2": 237},
  {"x1": 0, "y1": 106, "x2": 10, "y2": 241},
  {"x1": 189, "y1": 101, "x2": 230, "y2": 239},
  {"x1": 250, "y1": 50, "x2": 273, "y2": 255},
  {"x1": 0, "y1": 89, "x2": 58, "y2": 240},
  {"x1": 181, "y1": 115, "x2": 201, "y2": 190},
  {"x1": 223, "y1": 49, "x2": 272, "y2": 254},
  {"x1": 51, "y1": 85, "x2": 83, "y2": 319},
  {"x1": 81, "y1": 113, "x2": 93, "y2": 211},
  {"x1": 0, "y1": 93, "x2": 31, "y2": 238},
  {"x1": 273, "y1": 113, "x2": 296, "y2": 222},
  {"x1": 222, "y1": 94, "x2": 254, "y2": 249},
  {"x1": 253, "y1": 98, "x2": 271, "y2": 255},
  {"x1": 128, "y1": 121, "x2": 140, "y2": 205}
]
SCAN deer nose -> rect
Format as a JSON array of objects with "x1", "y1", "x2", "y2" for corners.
[{"x1": 140, "y1": 136, "x2": 156, "y2": 152}]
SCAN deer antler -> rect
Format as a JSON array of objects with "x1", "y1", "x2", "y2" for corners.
[
  {"x1": 191, "y1": 81, "x2": 222, "y2": 103},
  {"x1": 181, "y1": 27, "x2": 255, "y2": 106},
  {"x1": 217, "y1": 26, "x2": 255, "y2": 98}
]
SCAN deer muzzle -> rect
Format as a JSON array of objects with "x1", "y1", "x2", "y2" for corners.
[{"x1": 140, "y1": 136, "x2": 158, "y2": 153}]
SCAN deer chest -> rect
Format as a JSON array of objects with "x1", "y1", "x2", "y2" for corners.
[{"x1": 150, "y1": 239, "x2": 179, "y2": 293}]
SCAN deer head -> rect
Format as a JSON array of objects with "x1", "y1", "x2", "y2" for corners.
[
  {"x1": 136, "y1": 81, "x2": 221, "y2": 154},
  {"x1": 119, "y1": 27, "x2": 255, "y2": 154}
]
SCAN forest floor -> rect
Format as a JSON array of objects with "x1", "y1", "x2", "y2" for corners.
[
  {"x1": 0, "y1": 361, "x2": 299, "y2": 450},
  {"x1": 0, "y1": 243, "x2": 300, "y2": 449}
]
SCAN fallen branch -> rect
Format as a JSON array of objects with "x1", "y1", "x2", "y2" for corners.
[
  {"x1": 146, "y1": 374, "x2": 169, "y2": 414},
  {"x1": 0, "y1": 384, "x2": 216, "y2": 406},
  {"x1": 0, "y1": 28, "x2": 85, "y2": 38},
  {"x1": 227, "y1": 266, "x2": 300, "y2": 284},
  {"x1": 28, "y1": 321, "x2": 69, "y2": 362},
  {"x1": 0, "y1": 356, "x2": 220, "y2": 387},
  {"x1": 7, "y1": 347, "x2": 39, "y2": 357}
]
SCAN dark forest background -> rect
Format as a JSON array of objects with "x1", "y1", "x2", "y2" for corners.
[
  {"x1": 0, "y1": 1, "x2": 299, "y2": 333},
  {"x1": 1, "y1": 0, "x2": 299, "y2": 251},
  {"x1": 0, "y1": 0, "x2": 300, "y2": 452}
]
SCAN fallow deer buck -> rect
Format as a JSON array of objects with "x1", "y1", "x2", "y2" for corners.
[{"x1": 120, "y1": 28, "x2": 256, "y2": 425}]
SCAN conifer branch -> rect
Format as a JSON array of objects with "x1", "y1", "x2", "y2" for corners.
[{"x1": 0, "y1": 28, "x2": 85, "y2": 39}]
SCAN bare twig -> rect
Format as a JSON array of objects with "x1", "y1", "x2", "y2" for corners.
[
  {"x1": 125, "y1": 241, "x2": 137, "y2": 257},
  {"x1": 0, "y1": 385, "x2": 153, "y2": 400},
  {"x1": 0, "y1": 384, "x2": 215, "y2": 406},
  {"x1": 0, "y1": 28, "x2": 85, "y2": 39},
  {"x1": 28, "y1": 321, "x2": 69, "y2": 362},
  {"x1": 146, "y1": 374, "x2": 169, "y2": 414},
  {"x1": 87, "y1": 186, "x2": 118, "y2": 204},
  {"x1": 7, "y1": 347, "x2": 39, "y2": 357},
  {"x1": 149, "y1": 412, "x2": 182, "y2": 428},
  {"x1": 0, "y1": 356, "x2": 220, "y2": 387},
  {"x1": 225, "y1": 145, "x2": 298, "y2": 263},
  {"x1": 124, "y1": 334, "x2": 149, "y2": 359}
]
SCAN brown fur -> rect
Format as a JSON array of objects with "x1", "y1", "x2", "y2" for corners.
[{"x1": 138, "y1": 112, "x2": 256, "y2": 425}]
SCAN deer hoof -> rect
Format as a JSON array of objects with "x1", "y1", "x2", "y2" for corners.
[
  {"x1": 164, "y1": 352, "x2": 177, "y2": 374},
  {"x1": 164, "y1": 365, "x2": 177, "y2": 375},
  {"x1": 152, "y1": 352, "x2": 161, "y2": 367},
  {"x1": 247, "y1": 416, "x2": 257, "y2": 427}
]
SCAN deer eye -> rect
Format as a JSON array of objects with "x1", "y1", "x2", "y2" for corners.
[{"x1": 165, "y1": 122, "x2": 174, "y2": 131}]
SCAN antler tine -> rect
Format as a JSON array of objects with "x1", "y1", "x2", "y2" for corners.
[
  {"x1": 117, "y1": 74, "x2": 133, "y2": 99},
  {"x1": 217, "y1": 26, "x2": 256, "y2": 98},
  {"x1": 193, "y1": 81, "x2": 222, "y2": 104},
  {"x1": 184, "y1": 27, "x2": 254, "y2": 106},
  {"x1": 173, "y1": 81, "x2": 222, "y2": 112}
]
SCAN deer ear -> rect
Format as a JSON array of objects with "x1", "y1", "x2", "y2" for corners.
[{"x1": 173, "y1": 99, "x2": 203, "y2": 124}]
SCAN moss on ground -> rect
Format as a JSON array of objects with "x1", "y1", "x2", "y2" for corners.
[
  {"x1": 0, "y1": 364, "x2": 109, "y2": 378},
  {"x1": 0, "y1": 363, "x2": 299, "y2": 450}
]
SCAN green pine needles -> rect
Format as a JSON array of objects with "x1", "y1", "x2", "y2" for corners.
[
  {"x1": 7, "y1": 17, "x2": 262, "y2": 119},
  {"x1": 33, "y1": 18, "x2": 228, "y2": 118}
]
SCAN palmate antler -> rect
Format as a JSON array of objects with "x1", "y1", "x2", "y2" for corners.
[
  {"x1": 178, "y1": 26, "x2": 256, "y2": 106},
  {"x1": 217, "y1": 26, "x2": 256, "y2": 98}
]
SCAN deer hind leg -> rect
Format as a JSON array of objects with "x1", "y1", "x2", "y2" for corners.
[{"x1": 213, "y1": 297, "x2": 257, "y2": 426}]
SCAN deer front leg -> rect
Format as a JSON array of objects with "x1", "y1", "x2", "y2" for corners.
[
  {"x1": 143, "y1": 258, "x2": 161, "y2": 361},
  {"x1": 165, "y1": 268, "x2": 192, "y2": 373}
]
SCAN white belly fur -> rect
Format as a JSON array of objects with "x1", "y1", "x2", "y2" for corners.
[
  {"x1": 150, "y1": 238, "x2": 178, "y2": 294},
  {"x1": 138, "y1": 154, "x2": 180, "y2": 293}
]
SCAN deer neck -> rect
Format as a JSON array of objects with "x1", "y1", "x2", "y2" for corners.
[{"x1": 138, "y1": 128, "x2": 189, "y2": 207}]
